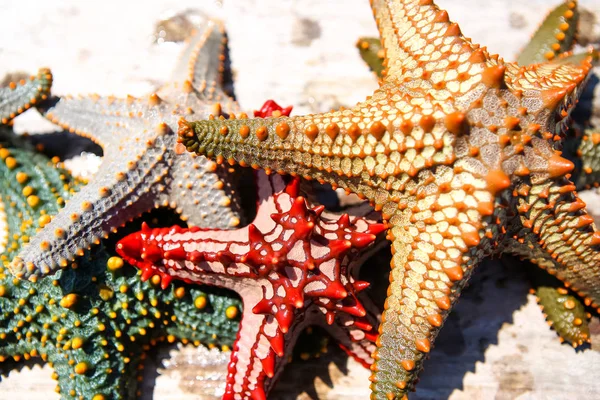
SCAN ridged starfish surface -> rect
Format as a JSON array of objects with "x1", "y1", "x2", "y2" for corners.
[
  {"x1": 117, "y1": 171, "x2": 387, "y2": 399},
  {"x1": 9, "y1": 17, "x2": 243, "y2": 281},
  {"x1": 357, "y1": 0, "x2": 599, "y2": 348},
  {"x1": 177, "y1": 0, "x2": 599, "y2": 398}
]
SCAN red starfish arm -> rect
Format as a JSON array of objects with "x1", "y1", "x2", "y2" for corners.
[
  {"x1": 224, "y1": 304, "x2": 284, "y2": 400},
  {"x1": 253, "y1": 100, "x2": 293, "y2": 118},
  {"x1": 324, "y1": 313, "x2": 378, "y2": 369},
  {"x1": 508, "y1": 176, "x2": 600, "y2": 309},
  {"x1": 116, "y1": 223, "x2": 256, "y2": 284}
]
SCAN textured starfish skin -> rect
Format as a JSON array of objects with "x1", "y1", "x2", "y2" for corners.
[
  {"x1": 117, "y1": 171, "x2": 387, "y2": 399},
  {"x1": 177, "y1": 0, "x2": 599, "y2": 397},
  {"x1": 569, "y1": 129, "x2": 600, "y2": 189},
  {"x1": 8, "y1": 18, "x2": 244, "y2": 281},
  {"x1": 1, "y1": 100, "x2": 297, "y2": 399},
  {"x1": 516, "y1": 0, "x2": 579, "y2": 66},
  {"x1": 0, "y1": 130, "x2": 242, "y2": 399},
  {"x1": 359, "y1": 0, "x2": 595, "y2": 347},
  {"x1": 528, "y1": 270, "x2": 591, "y2": 346},
  {"x1": 0, "y1": 69, "x2": 52, "y2": 125}
]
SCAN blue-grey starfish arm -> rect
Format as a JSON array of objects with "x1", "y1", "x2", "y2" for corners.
[
  {"x1": 8, "y1": 17, "x2": 243, "y2": 281},
  {"x1": 0, "y1": 68, "x2": 52, "y2": 124},
  {"x1": 164, "y1": 18, "x2": 233, "y2": 104}
]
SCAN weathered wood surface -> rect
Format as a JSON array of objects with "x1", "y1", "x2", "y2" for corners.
[{"x1": 1, "y1": 0, "x2": 600, "y2": 399}]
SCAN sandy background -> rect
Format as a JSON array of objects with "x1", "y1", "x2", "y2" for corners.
[{"x1": 1, "y1": 0, "x2": 600, "y2": 399}]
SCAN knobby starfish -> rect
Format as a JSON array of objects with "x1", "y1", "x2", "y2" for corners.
[
  {"x1": 9, "y1": 17, "x2": 245, "y2": 281},
  {"x1": 0, "y1": 97, "x2": 296, "y2": 399},
  {"x1": 117, "y1": 171, "x2": 387, "y2": 399},
  {"x1": 0, "y1": 124, "x2": 242, "y2": 399},
  {"x1": 357, "y1": 0, "x2": 597, "y2": 347},
  {"x1": 177, "y1": 0, "x2": 600, "y2": 397},
  {"x1": 0, "y1": 68, "x2": 52, "y2": 125}
]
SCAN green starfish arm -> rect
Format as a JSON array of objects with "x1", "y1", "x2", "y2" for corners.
[
  {"x1": 0, "y1": 69, "x2": 52, "y2": 125},
  {"x1": 356, "y1": 38, "x2": 385, "y2": 78},
  {"x1": 0, "y1": 130, "x2": 242, "y2": 399},
  {"x1": 564, "y1": 128, "x2": 600, "y2": 190},
  {"x1": 0, "y1": 128, "x2": 78, "y2": 257},
  {"x1": 534, "y1": 285, "x2": 590, "y2": 347},
  {"x1": 517, "y1": 0, "x2": 579, "y2": 66},
  {"x1": 520, "y1": 260, "x2": 590, "y2": 347},
  {"x1": 1, "y1": 245, "x2": 241, "y2": 399}
]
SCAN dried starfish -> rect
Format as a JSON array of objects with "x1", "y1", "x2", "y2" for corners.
[
  {"x1": 0, "y1": 127, "x2": 242, "y2": 400},
  {"x1": 568, "y1": 128, "x2": 600, "y2": 189},
  {"x1": 516, "y1": 0, "x2": 580, "y2": 65},
  {"x1": 0, "y1": 68, "x2": 52, "y2": 125},
  {"x1": 357, "y1": 0, "x2": 596, "y2": 347},
  {"x1": 117, "y1": 171, "x2": 386, "y2": 399},
  {"x1": 177, "y1": 0, "x2": 599, "y2": 397},
  {"x1": 8, "y1": 17, "x2": 244, "y2": 281},
  {"x1": 0, "y1": 99, "x2": 295, "y2": 399}
]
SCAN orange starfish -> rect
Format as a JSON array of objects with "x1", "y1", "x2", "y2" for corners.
[{"x1": 177, "y1": 0, "x2": 597, "y2": 398}]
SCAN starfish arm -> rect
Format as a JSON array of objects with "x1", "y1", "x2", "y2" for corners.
[
  {"x1": 178, "y1": 98, "x2": 466, "y2": 210},
  {"x1": 8, "y1": 107, "x2": 175, "y2": 279},
  {"x1": 504, "y1": 56, "x2": 593, "y2": 129},
  {"x1": 534, "y1": 284, "x2": 590, "y2": 347},
  {"x1": 40, "y1": 94, "x2": 169, "y2": 150},
  {"x1": 167, "y1": 153, "x2": 244, "y2": 228},
  {"x1": 166, "y1": 18, "x2": 230, "y2": 102},
  {"x1": 520, "y1": 252, "x2": 590, "y2": 347},
  {"x1": 508, "y1": 172, "x2": 600, "y2": 310},
  {"x1": 566, "y1": 129, "x2": 600, "y2": 190},
  {"x1": 369, "y1": 203, "x2": 488, "y2": 399},
  {"x1": 370, "y1": 0, "x2": 494, "y2": 84},
  {"x1": 0, "y1": 128, "x2": 77, "y2": 254},
  {"x1": 178, "y1": 106, "x2": 391, "y2": 184},
  {"x1": 356, "y1": 37, "x2": 386, "y2": 79},
  {"x1": 516, "y1": 0, "x2": 579, "y2": 66},
  {"x1": 0, "y1": 68, "x2": 52, "y2": 124}
]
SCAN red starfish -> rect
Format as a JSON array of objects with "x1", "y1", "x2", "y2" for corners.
[
  {"x1": 253, "y1": 99, "x2": 293, "y2": 118},
  {"x1": 117, "y1": 171, "x2": 386, "y2": 399}
]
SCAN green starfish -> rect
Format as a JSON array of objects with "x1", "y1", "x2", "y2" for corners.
[{"x1": 0, "y1": 126, "x2": 241, "y2": 399}]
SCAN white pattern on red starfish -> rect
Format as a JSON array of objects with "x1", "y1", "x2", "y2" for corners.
[{"x1": 117, "y1": 171, "x2": 386, "y2": 399}]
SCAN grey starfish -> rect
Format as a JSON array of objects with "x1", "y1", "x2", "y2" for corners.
[{"x1": 9, "y1": 17, "x2": 244, "y2": 281}]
